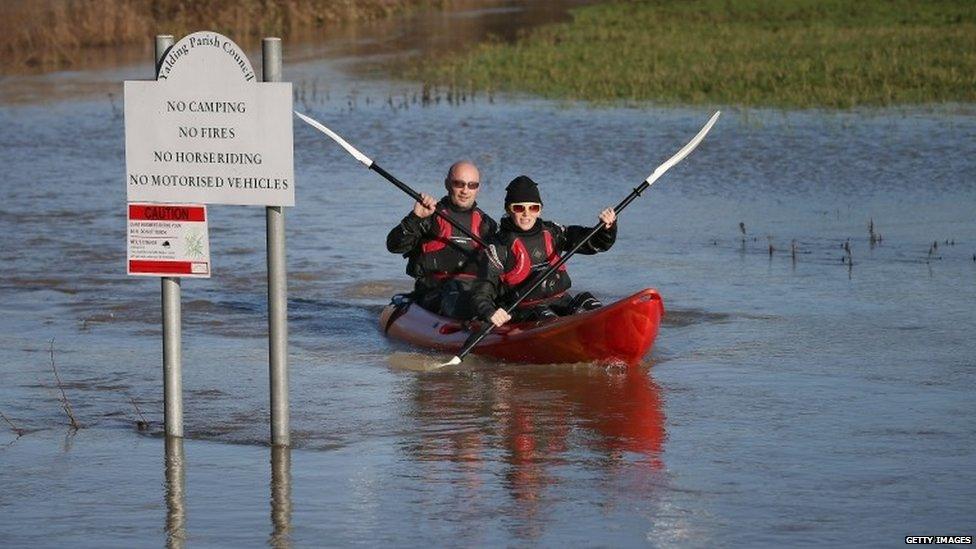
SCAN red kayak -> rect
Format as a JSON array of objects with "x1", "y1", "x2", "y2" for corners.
[{"x1": 379, "y1": 288, "x2": 665, "y2": 366}]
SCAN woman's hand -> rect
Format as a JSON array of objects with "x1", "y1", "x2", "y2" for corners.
[
  {"x1": 489, "y1": 308, "x2": 511, "y2": 328},
  {"x1": 599, "y1": 207, "x2": 616, "y2": 228}
]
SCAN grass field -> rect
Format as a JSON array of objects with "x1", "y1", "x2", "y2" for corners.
[{"x1": 405, "y1": 0, "x2": 976, "y2": 108}]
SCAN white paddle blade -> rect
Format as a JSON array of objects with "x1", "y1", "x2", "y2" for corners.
[
  {"x1": 645, "y1": 111, "x2": 721, "y2": 186},
  {"x1": 388, "y1": 352, "x2": 450, "y2": 372},
  {"x1": 294, "y1": 111, "x2": 374, "y2": 168},
  {"x1": 438, "y1": 356, "x2": 463, "y2": 368}
]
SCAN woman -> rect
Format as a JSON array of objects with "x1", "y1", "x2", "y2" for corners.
[{"x1": 471, "y1": 175, "x2": 617, "y2": 327}]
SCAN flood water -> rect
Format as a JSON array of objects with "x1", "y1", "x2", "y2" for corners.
[{"x1": 2, "y1": 2, "x2": 975, "y2": 546}]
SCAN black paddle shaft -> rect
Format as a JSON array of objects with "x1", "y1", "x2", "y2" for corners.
[
  {"x1": 370, "y1": 162, "x2": 489, "y2": 248},
  {"x1": 453, "y1": 180, "x2": 652, "y2": 361}
]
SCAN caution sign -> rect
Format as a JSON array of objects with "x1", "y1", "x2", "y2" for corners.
[{"x1": 127, "y1": 203, "x2": 211, "y2": 277}]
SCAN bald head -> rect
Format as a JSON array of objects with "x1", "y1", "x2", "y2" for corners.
[
  {"x1": 444, "y1": 160, "x2": 481, "y2": 210},
  {"x1": 446, "y1": 161, "x2": 479, "y2": 183}
]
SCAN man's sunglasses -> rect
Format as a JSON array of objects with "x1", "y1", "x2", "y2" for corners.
[
  {"x1": 509, "y1": 203, "x2": 541, "y2": 214},
  {"x1": 449, "y1": 180, "x2": 480, "y2": 190}
]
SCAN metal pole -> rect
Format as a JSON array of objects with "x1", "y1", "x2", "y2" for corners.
[
  {"x1": 270, "y1": 445, "x2": 292, "y2": 547},
  {"x1": 263, "y1": 37, "x2": 290, "y2": 447},
  {"x1": 156, "y1": 34, "x2": 184, "y2": 439},
  {"x1": 164, "y1": 435, "x2": 187, "y2": 549},
  {"x1": 155, "y1": 34, "x2": 174, "y2": 79}
]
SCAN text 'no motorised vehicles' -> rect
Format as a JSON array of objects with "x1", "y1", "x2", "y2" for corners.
[{"x1": 128, "y1": 174, "x2": 290, "y2": 189}]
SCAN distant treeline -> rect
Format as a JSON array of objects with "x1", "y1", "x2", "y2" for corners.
[
  {"x1": 406, "y1": 0, "x2": 976, "y2": 108},
  {"x1": 0, "y1": 0, "x2": 448, "y2": 72}
]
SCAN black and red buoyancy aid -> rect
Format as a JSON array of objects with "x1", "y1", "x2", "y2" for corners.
[
  {"x1": 414, "y1": 204, "x2": 487, "y2": 281},
  {"x1": 497, "y1": 224, "x2": 571, "y2": 307}
]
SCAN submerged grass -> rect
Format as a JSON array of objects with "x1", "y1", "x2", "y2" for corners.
[
  {"x1": 405, "y1": 0, "x2": 976, "y2": 108},
  {"x1": 0, "y1": 0, "x2": 448, "y2": 73},
  {"x1": 49, "y1": 338, "x2": 80, "y2": 431}
]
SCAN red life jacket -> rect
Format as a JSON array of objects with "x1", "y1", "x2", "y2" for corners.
[
  {"x1": 415, "y1": 208, "x2": 485, "y2": 281},
  {"x1": 498, "y1": 225, "x2": 570, "y2": 306}
]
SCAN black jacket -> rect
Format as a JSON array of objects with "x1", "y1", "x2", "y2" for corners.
[
  {"x1": 471, "y1": 216, "x2": 616, "y2": 320},
  {"x1": 386, "y1": 197, "x2": 498, "y2": 286}
]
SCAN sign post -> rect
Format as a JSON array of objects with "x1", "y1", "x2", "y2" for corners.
[
  {"x1": 156, "y1": 34, "x2": 183, "y2": 439},
  {"x1": 128, "y1": 32, "x2": 295, "y2": 445},
  {"x1": 263, "y1": 38, "x2": 290, "y2": 447}
]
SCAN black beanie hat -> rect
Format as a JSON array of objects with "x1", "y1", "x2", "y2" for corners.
[{"x1": 505, "y1": 175, "x2": 543, "y2": 206}]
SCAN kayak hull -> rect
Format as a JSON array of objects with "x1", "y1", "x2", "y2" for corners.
[{"x1": 379, "y1": 288, "x2": 665, "y2": 366}]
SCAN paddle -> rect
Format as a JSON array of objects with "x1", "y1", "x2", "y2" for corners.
[
  {"x1": 294, "y1": 111, "x2": 489, "y2": 248},
  {"x1": 438, "y1": 111, "x2": 722, "y2": 368}
]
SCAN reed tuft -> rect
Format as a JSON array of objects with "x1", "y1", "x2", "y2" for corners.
[
  {"x1": 49, "y1": 338, "x2": 80, "y2": 431},
  {"x1": 1, "y1": 0, "x2": 448, "y2": 73}
]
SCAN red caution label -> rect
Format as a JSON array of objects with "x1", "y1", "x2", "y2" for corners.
[
  {"x1": 127, "y1": 203, "x2": 211, "y2": 278},
  {"x1": 128, "y1": 204, "x2": 206, "y2": 222}
]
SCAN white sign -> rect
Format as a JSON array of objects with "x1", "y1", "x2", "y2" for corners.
[
  {"x1": 125, "y1": 31, "x2": 294, "y2": 207},
  {"x1": 128, "y1": 203, "x2": 211, "y2": 278}
]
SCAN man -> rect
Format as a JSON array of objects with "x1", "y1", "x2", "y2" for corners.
[
  {"x1": 471, "y1": 175, "x2": 617, "y2": 328},
  {"x1": 386, "y1": 161, "x2": 498, "y2": 319}
]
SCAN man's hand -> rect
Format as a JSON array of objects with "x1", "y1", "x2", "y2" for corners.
[
  {"x1": 599, "y1": 207, "x2": 616, "y2": 229},
  {"x1": 489, "y1": 308, "x2": 511, "y2": 328},
  {"x1": 413, "y1": 193, "x2": 436, "y2": 218}
]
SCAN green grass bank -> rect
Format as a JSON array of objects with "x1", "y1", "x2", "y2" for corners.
[{"x1": 405, "y1": 0, "x2": 976, "y2": 108}]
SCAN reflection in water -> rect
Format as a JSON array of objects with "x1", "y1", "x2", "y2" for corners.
[
  {"x1": 270, "y1": 446, "x2": 293, "y2": 548},
  {"x1": 164, "y1": 436, "x2": 186, "y2": 549},
  {"x1": 61, "y1": 430, "x2": 76, "y2": 453},
  {"x1": 405, "y1": 366, "x2": 666, "y2": 539}
]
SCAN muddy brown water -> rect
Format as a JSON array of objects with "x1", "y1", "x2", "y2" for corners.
[{"x1": 1, "y1": 1, "x2": 975, "y2": 546}]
